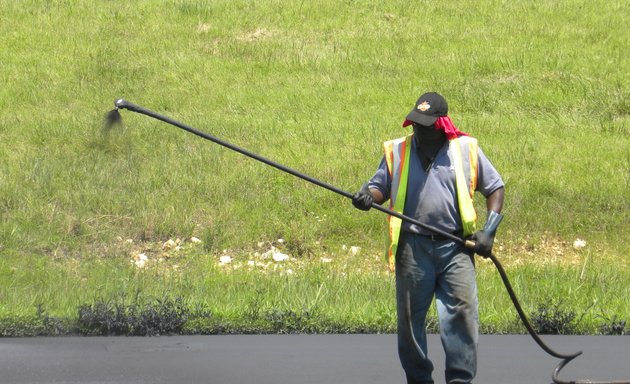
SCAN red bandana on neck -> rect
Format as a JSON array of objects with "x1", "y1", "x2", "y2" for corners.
[
  {"x1": 434, "y1": 116, "x2": 468, "y2": 140},
  {"x1": 402, "y1": 116, "x2": 468, "y2": 140}
]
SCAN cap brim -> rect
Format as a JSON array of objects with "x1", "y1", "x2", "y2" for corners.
[{"x1": 405, "y1": 110, "x2": 439, "y2": 126}]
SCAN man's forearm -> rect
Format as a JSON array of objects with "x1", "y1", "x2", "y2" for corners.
[
  {"x1": 368, "y1": 188, "x2": 386, "y2": 205},
  {"x1": 486, "y1": 187, "x2": 505, "y2": 214}
]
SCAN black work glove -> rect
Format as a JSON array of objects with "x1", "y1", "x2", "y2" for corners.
[
  {"x1": 352, "y1": 183, "x2": 373, "y2": 211},
  {"x1": 470, "y1": 211, "x2": 503, "y2": 257}
]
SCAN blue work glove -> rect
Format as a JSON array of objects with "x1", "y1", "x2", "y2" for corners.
[
  {"x1": 352, "y1": 183, "x2": 373, "y2": 211},
  {"x1": 470, "y1": 211, "x2": 503, "y2": 257}
]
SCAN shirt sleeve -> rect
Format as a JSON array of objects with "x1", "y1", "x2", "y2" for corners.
[
  {"x1": 367, "y1": 156, "x2": 391, "y2": 202},
  {"x1": 476, "y1": 146, "x2": 504, "y2": 197}
]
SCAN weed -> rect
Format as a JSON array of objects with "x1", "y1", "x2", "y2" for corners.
[
  {"x1": 0, "y1": 316, "x2": 47, "y2": 337},
  {"x1": 77, "y1": 294, "x2": 190, "y2": 336},
  {"x1": 37, "y1": 305, "x2": 70, "y2": 336},
  {"x1": 598, "y1": 314, "x2": 627, "y2": 336},
  {"x1": 530, "y1": 300, "x2": 578, "y2": 335},
  {"x1": 0, "y1": 305, "x2": 70, "y2": 336},
  {"x1": 263, "y1": 307, "x2": 315, "y2": 334}
]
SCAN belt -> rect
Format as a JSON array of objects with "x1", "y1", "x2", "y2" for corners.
[
  {"x1": 416, "y1": 232, "x2": 462, "y2": 242},
  {"x1": 419, "y1": 233, "x2": 451, "y2": 241},
  {"x1": 403, "y1": 230, "x2": 462, "y2": 242}
]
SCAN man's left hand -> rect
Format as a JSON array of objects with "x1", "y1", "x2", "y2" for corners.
[
  {"x1": 469, "y1": 230, "x2": 495, "y2": 257},
  {"x1": 469, "y1": 211, "x2": 504, "y2": 257}
]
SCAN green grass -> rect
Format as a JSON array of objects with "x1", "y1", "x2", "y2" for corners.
[
  {"x1": 0, "y1": 0, "x2": 628, "y2": 335},
  {"x1": 0, "y1": 242, "x2": 627, "y2": 336}
]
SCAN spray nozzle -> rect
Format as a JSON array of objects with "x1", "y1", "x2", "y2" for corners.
[
  {"x1": 103, "y1": 100, "x2": 124, "y2": 130},
  {"x1": 114, "y1": 99, "x2": 126, "y2": 110}
]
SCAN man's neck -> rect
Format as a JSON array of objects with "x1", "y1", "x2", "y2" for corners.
[{"x1": 414, "y1": 134, "x2": 446, "y2": 171}]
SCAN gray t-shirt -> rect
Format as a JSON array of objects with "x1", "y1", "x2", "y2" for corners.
[{"x1": 368, "y1": 137, "x2": 504, "y2": 235}]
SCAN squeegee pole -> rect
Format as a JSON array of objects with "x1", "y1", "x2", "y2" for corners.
[{"x1": 114, "y1": 99, "x2": 462, "y2": 244}]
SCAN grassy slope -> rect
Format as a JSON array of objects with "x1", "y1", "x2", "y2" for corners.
[{"x1": 0, "y1": 0, "x2": 628, "y2": 334}]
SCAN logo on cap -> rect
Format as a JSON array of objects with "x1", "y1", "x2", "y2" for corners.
[{"x1": 417, "y1": 101, "x2": 431, "y2": 112}]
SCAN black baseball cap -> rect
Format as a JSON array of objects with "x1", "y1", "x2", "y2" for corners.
[{"x1": 402, "y1": 92, "x2": 449, "y2": 127}]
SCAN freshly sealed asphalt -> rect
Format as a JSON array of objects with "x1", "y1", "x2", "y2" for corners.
[{"x1": 0, "y1": 334, "x2": 627, "y2": 384}]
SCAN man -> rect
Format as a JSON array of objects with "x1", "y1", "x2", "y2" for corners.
[{"x1": 352, "y1": 92, "x2": 505, "y2": 384}]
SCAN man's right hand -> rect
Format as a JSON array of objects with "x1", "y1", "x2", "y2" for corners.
[{"x1": 352, "y1": 183, "x2": 373, "y2": 211}]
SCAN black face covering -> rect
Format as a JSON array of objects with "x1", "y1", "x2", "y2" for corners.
[
  {"x1": 413, "y1": 123, "x2": 445, "y2": 144},
  {"x1": 412, "y1": 123, "x2": 446, "y2": 171}
]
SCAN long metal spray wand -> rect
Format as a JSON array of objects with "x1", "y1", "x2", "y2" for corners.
[
  {"x1": 109, "y1": 99, "x2": 462, "y2": 242},
  {"x1": 107, "y1": 99, "x2": 628, "y2": 384}
]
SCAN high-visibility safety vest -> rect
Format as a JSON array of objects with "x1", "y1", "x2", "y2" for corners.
[{"x1": 383, "y1": 135, "x2": 478, "y2": 271}]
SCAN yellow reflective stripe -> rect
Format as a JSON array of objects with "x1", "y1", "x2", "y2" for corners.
[
  {"x1": 386, "y1": 216, "x2": 400, "y2": 271},
  {"x1": 383, "y1": 135, "x2": 412, "y2": 271},
  {"x1": 451, "y1": 138, "x2": 477, "y2": 236}
]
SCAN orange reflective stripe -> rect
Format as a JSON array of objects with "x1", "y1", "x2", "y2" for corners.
[
  {"x1": 384, "y1": 141, "x2": 394, "y2": 178},
  {"x1": 468, "y1": 139, "x2": 478, "y2": 194}
]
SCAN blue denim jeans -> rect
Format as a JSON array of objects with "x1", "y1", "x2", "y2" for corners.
[{"x1": 396, "y1": 232, "x2": 479, "y2": 384}]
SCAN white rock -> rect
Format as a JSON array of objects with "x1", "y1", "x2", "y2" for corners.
[
  {"x1": 134, "y1": 253, "x2": 148, "y2": 268},
  {"x1": 272, "y1": 252, "x2": 289, "y2": 262},
  {"x1": 219, "y1": 255, "x2": 232, "y2": 264},
  {"x1": 162, "y1": 239, "x2": 177, "y2": 250},
  {"x1": 573, "y1": 239, "x2": 587, "y2": 249},
  {"x1": 350, "y1": 246, "x2": 361, "y2": 256},
  {"x1": 190, "y1": 237, "x2": 202, "y2": 244}
]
